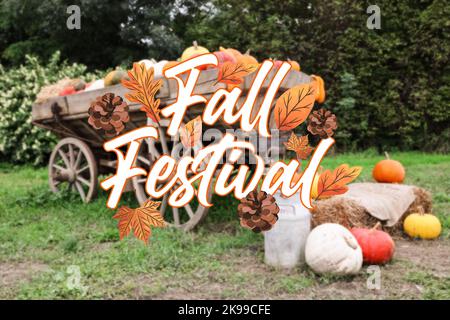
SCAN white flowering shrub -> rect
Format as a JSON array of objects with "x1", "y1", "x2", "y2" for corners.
[{"x1": 0, "y1": 52, "x2": 100, "y2": 164}]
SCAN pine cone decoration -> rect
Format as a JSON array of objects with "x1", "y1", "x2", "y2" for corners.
[
  {"x1": 88, "y1": 93, "x2": 129, "y2": 137},
  {"x1": 307, "y1": 108, "x2": 337, "y2": 138},
  {"x1": 238, "y1": 190, "x2": 280, "y2": 233}
]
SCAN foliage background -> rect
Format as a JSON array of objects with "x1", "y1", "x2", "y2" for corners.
[
  {"x1": 0, "y1": 53, "x2": 99, "y2": 164},
  {"x1": 0, "y1": 0, "x2": 448, "y2": 163}
]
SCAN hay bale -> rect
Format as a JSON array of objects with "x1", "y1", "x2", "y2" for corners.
[
  {"x1": 386, "y1": 187, "x2": 433, "y2": 236},
  {"x1": 311, "y1": 186, "x2": 432, "y2": 236},
  {"x1": 35, "y1": 78, "x2": 85, "y2": 104}
]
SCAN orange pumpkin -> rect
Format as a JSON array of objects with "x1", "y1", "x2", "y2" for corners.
[
  {"x1": 214, "y1": 50, "x2": 236, "y2": 65},
  {"x1": 311, "y1": 75, "x2": 326, "y2": 103},
  {"x1": 287, "y1": 59, "x2": 300, "y2": 72},
  {"x1": 220, "y1": 46, "x2": 243, "y2": 61},
  {"x1": 372, "y1": 152, "x2": 405, "y2": 183},
  {"x1": 239, "y1": 50, "x2": 259, "y2": 66},
  {"x1": 351, "y1": 222, "x2": 395, "y2": 265},
  {"x1": 162, "y1": 61, "x2": 179, "y2": 74}
]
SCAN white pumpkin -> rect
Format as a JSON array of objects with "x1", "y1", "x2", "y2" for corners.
[
  {"x1": 152, "y1": 60, "x2": 168, "y2": 78},
  {"x1": 137, "y1": 59, "x2": 168, "y2": 78},
  {"x1": 305, "y1": 223, "x2": 363, "y2": 275},
  {"x1": 85, "y1": 79, "x2": 104, "y2": 92},
  {"x1": 138, "y1": 59, "x2": 155, "y2": 69}
]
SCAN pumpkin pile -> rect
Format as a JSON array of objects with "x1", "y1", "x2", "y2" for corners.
[
  {"x1": 304, "y1": 222, "x2": 396, "y2": 275},
  {"x1": 304, "y1": 152, "x2": 440, "y2": 275},
  {"x1": 310, "y1": 149, "x2": 441, "y2": 241},
  {"x1": 370, "y1": 152, "x2": 441, "y2": 239},
  {"x1": 58, "y1": 78, "x2": 86, "y2": 96},
  {"x1": 36, "y1": 41, "x2": 312, "y2": 104},
  {"x1": 133, "y1": 41, "x2": 306, "y2": 83}
]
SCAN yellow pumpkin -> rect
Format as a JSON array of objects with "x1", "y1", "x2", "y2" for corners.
[
  {"x1": 403, "y1": 209, "x2": 441, "y2": 239},
  {"x1": 104, "y1": 69, "x2": 128, "y2": 87},
  {"x1": 181, "y1": 41, "x2": 209, "y2": 61}
]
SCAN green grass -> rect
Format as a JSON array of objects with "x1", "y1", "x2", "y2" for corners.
[
  {"x1": 0, "y1": 152, "x2": 449, "y2": 299},
  {"x1": 405, "y1": 271, "x2": 450, "y2": 299}
]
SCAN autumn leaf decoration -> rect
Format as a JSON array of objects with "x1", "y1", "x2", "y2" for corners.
[
  {"x1": 316, "y1": 164, "x2": 362, "y2": 200},
  {"x1": 122, "y1": 62, "x2": 163, "y2": 124},
  {"x1": 180, "y1": 116, "x2": 202, "y2": 149},
  {"x1": 216, "y1": 62, "x2": 257, "y2": 85},
  {"x1": 113, "y1": 200, "x2": 166, "y2": 244},
  {"x1": 274, "y1": 84, "x2": 315, "y2": 131},
  {"x1": 284, "y1": 132, "x2": 314, "y2": 160}
]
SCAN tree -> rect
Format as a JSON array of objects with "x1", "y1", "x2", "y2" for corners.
[{"x1": 0, "y1": 0, "x2": 139, "y2": 68}]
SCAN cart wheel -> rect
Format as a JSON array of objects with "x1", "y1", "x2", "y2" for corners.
[
  {"x1": 132, "y1": 124, "x2": 211, "y2": 231},
  {"x1": 48, "y1": 137, "x2": 98, "y2": 203}
]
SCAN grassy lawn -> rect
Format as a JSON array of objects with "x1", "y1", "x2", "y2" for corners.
[{"x1": 0, "y1": 151, "x2": 449, "y2": 299}]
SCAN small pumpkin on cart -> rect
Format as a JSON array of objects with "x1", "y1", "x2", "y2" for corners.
[{"x1": 104, "y1": 68, "x2": 129, "y2": 87}]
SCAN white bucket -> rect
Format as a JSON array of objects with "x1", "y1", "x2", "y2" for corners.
[{"x1": 264, "y1": 192, "x2": 312, "y2": 268}]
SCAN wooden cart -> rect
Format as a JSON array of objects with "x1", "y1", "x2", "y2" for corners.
[{"x1": 32, "y1": 68, "x2": 311, "y2": 230}]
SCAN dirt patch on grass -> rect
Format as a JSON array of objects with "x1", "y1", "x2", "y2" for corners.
[
  {"x1": 394, "y1": 239, "x2": 450, "y2": 277},
  {"x1": 0, "y1": 261, "x2": 49, "y2": 288},
  {"x1": 129, "y1": 239, "x2": 449, "y2": 300}
]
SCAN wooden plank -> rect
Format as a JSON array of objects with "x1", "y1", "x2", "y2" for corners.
[
  {"x1": 32, "y1": 96, "x2": 68, "y2": 121},
  {"x1": 164, "y1": 68, "x2": 226, "y2": 100},
  {"x1": 77, "y1": 120, "x2": 104, "y2": 143},
  {"x1": 32, "y1": 69, "x2": 311, "y2": 123},
  {"x1": 242, "y1": 69, "x2": 311, "y2": 93}
]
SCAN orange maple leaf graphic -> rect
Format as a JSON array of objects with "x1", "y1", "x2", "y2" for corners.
[
  {"x1": 113, "y1": 200, "x2": 166, "y2": 244},
  {"x1": 216, "y1": 62, "x2": 257, "y2": 85},
  {"x1": 274, "y1": 84, "x2": 315, "y2": 131},
  {"x1": 284, "y1": 132, "x2": 314, "y2": 160},
  {"x1": 180, "y1": 116, "x2": 202, "y2": 148},
  {"x1": 122, "y1": 62, "x2": 163, "y2": 124},
  {"x1": 316, "y1": 164, "x2": 362, "y2": 199}
]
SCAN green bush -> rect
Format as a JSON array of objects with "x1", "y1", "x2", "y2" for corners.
[
  {"x1": 187, "y1": 0, "x2": 450, "y2": 152},
  {"x1": 0, "y1": 52, "x2": 99, "y2": 164}
]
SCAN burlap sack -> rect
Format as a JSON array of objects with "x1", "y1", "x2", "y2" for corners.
[{"x1": 311, "y1": 183, "x2": 432, "y2": 234}]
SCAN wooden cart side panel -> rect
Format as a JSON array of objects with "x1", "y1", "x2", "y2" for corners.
[
  {"x1": 63, "y1": 70, "x2": 222, "y2": 116},
  {"x1": 242, "y1": 69, "x2": 311, "y2": 92},
  {"x1": 32, "y1": 69, "x2": 310, "y2": 123},
  {"x1": 32, "y1": 96, "x2": 69, "y2": 121}
]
